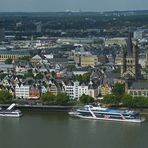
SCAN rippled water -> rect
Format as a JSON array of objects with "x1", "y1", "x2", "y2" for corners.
[{"x1": 0, "y1": 111, "x2": 148, "y2": 148}]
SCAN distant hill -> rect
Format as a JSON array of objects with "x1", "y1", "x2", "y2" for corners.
[{"x1": 0, "y1": 10, "x2": 148, "y2": 17}]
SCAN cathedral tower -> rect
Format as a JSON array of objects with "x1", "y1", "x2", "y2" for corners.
[{"x1": 121, "y1": 32, "x2": 139, "y2": 80}]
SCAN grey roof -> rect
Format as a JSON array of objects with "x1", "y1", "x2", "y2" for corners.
[
  {"x1": 32, "y1": 55, "x2": 42, "y2": 60},
  {"x1": 129, "y1": 82, "x2": 148, "y2": 89},
  {"x1": 0, "y1": 64, "x2": 14, "y2": 68},
  {"x1": 0, "y1": 50, "x2": 30, "y2": 56},
  {"x1": 105, "y1": 72, "x2": 120, "y2": 79},
  {"x1": 49, "y1": 58, "x2": 68, "y2": 63}
]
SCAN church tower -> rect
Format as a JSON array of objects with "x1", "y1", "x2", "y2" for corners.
[{"x1": 121, "y1": 32, "x2": 139, "y2": 80}]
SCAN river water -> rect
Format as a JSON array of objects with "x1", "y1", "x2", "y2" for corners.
[{"x1": 0, "y1": 111, "x2": 148, "y2": 148}]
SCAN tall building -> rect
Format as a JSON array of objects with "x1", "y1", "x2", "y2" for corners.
[
  {"x1": 0, "y1": 21, "x2": 5, "y2": 42},
  {"x1": 36, "y1": 22, "x2": 42, "y2": 33},
  {"x1": 121, "y1": 33, "x2": 139, "y2": 80}
]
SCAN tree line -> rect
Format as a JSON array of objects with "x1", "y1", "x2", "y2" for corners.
[{"x1": 102, "y1": 83, "x2": 148, "y2": 108}]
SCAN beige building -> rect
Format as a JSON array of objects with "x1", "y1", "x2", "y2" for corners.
[
  {"x1": 115, "y1": 55, "x2": 122, "y2": 65},
  {"x1": 126, "y1": 82, "x2": 148, "y2": 97},
  {"x1": 81, "y1": 55, "x2": 98, "y2": 67},
  {"x1": 0, "y1": 51, "x2": 30, "y2": 62},
  {"x1": 49, "y1": 83, "x2": 58, "y2": 96}
]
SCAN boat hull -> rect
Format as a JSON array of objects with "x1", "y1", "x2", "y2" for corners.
[
  {"x1": 69, "y1": 112, "x2": 145, "y2": 123},
  {"x1": 0, "y1": 113, "x2": 22, "y2": 117}
]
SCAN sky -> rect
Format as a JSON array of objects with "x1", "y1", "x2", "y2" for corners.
[{"x1": 0, "y1": 0, "x2": 148, "y2": 12}]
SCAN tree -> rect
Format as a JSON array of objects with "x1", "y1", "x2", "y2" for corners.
[
  {"x1": 79, "y1": 94, "x2": 94, "y2": 104},
  {"x1": 0, "y1": 90, "x2": 12, "y2": 104},
  {"x1": 55, "y1": 93, "x2": 69, "y2": 105},
  {"x1": 35, "y1": 73, "x2": 44, "y2": 80},
  {"x1": 72, "y1": 72, "x2": 91, "y2": 82},
  {"x1": 103, "y1": 94, "x2": 121, "y2": 105},
  {"x1": 18, "y1": 56, "x2": 31, "y2": 61},
  {"x1": 82, "y1": 73, "x2": 91, "y2": 82},
  {"x1": 122, "y1": 93, "x2": 133, "y2": 108},
  {"x1": 24, "y1": 72, "x2": 34, "y2": 78},
  {"x1": 41, "y1": 92, "x2": 56, "y2": 103},
  {"x1": 5, "y1": 58, "x2": 12, "y2": 64},
  {"x1": 112, "y1": 83, "x2": 125, "y2": 96}
]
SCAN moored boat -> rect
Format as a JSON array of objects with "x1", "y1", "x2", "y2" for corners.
[
  {"x1": 69, "y1": 105, "x2": 145, "y2": 123},
  {"x1": 0, "y1": 103, "x2": 22, "y2": 117}
]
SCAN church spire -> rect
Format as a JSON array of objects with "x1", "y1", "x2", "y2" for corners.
[{"x1": 126, "y1": 32, "x2": 133, "y2": 56}]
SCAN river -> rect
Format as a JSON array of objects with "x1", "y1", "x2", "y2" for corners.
[{"x1": 0, "y1": 111, "x2": 148, "y2": 148}]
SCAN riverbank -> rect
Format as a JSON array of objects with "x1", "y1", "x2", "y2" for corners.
[{"x1": 0, "y1": 104, "x2": 80, "y2": 112}]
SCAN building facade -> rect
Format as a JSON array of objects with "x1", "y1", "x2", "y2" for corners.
[
  {"x1": 62, "y1": 81, "x2": 98, "y2": 99},
  {"x1": 15, "y1": 84, "x2": 30, "y2": 99},
  {"x1": 81, "y1": 55, "x2": 98, "y2": 67}
]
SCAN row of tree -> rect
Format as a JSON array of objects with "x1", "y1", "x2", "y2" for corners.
[
  {"x1": 0, "y1": 89, "x2": 95, "y2": 105},
  {"x1": 0, "y1": 90, "x2": 12, "y2": 104},
  {"x1": 41, "y1": 92, "x2": 95, "y2": 105},
  {"x1": 72, "y1": 73, "x2": 91, "y2": 82},
  {"x1": 102, "y1": 83, "x2": 148, "y2": 108},
  {"x1": 41, "y1": 92, "x2": 70, "y2": 105}
]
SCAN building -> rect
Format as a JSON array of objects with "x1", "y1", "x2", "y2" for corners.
[
  {"x1": 62, "y1": 81, "x2": 98, "y2": 99},
  {"x1": 49, "y1": 83, "x2": 58, "y2": 96},
  {"x1": 36, "y1": 22, "x2": 42, "y2": 33},
  {"x1": 100, "y1": 82, "x2": 112, "y2": 96},
  {"x1": 133, "y1": 30, "x2": 143, "y2": 40},
  {"x1": 15, "y1": 84, "x2": 41, "y2": 99},
  {"x1": 62, "y1": 81, "x2": 79, "y2": 99},
  {"x1": 15, "y1": 84, "x2": 30, "y2": 99},
  {"x1": 31, "y1": 55, "x2": 42, "y2": 65},
  {"x1": 29, "y1": 85, "x2": 41, "y2": 99},
  {"x1": 81, "y1": 55, "x2": 98, "y2": 67},
  {"x1": 0, "y1": 50, "x2": 30, "y2": 62},
  {"x1": 126, "y1": 82, "x2": 148, "y2": 97},
  {"x1": 0, "y1": 64, "x2": 14, "y2": 73},
  {"x1": 0, "y1": 21, "x2": 5, "y2": 42},
  {"x1": 121, "y1": 33, "x2": 139, "y2": 80}
]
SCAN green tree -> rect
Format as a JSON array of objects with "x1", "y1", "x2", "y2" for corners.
[
  {"x1": 72, "y1": 72, "x2": 91, "y2": 82},
  {"x1": 112, "y1": 83, "x2": 125, "y2": 96},
  {"x1": 41, "y1": 92, "x2": 56, "y2": 103},
  {"x1": 0, "y1": 90, "x2": 12, "y2": 104},
  {"x1": 18, "y1": 56, "x2": 31, "y2": 61},
  {"x1": 79, "y1": 94, "x2": 94, "y2": 104},
  {"x1": 24, "y1": 72, "x2": 34, "y2": 78},
  {"x1": 82, "y1": 73, "x2": 91, "y2": 82},
  {"x1": 122, "y1": 93, "x2": 133, "y2": 108},
  {"x1": 0, "y1": 73, "x2": 8, "y2": 79},
  {"x1": 55, "y1": 93, "x2": 69, "y2": 105},
  {"x1": 103, "y1": 94, "x2": 121, "y2": 105},
  {"x1": 5, "y1": 58, "x2": 12, "y2": 64},
  {"x1": 35, "y1": 73, "x2": 44, "y2": 80}
]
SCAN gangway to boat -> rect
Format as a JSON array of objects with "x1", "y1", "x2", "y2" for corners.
[{"x1": 6, "y1": 103, "x2": 16, "y2": 110}]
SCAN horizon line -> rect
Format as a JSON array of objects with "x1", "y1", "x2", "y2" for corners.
[{"x1": 0, "y1": 9, "x2": 148, "y2": 13}]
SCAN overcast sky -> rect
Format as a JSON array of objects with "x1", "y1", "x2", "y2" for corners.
[{"x1": 0, "y1": 0, "x2": 148, "y2": 12}]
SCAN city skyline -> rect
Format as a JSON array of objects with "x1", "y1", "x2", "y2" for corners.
[{"x1": 0, "y1": 0, "x2": 148, "y2": 12}]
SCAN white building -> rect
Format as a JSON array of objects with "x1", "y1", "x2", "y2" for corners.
[
  {"x1": 78, "y1": 83, "x2": 89, "y2": 97},
  {"x1": 62, "y1": 81, "x2": 98, "y2": 99},
  {"x1": 15, "y1": 84, "x2": 30, "y2": 99},
  {"x1": 133, "y1": 30, "x2": 143, "y2": 40},
  {"x1": 62, "y1": 81, "x2": 79, "y2": 99}
]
